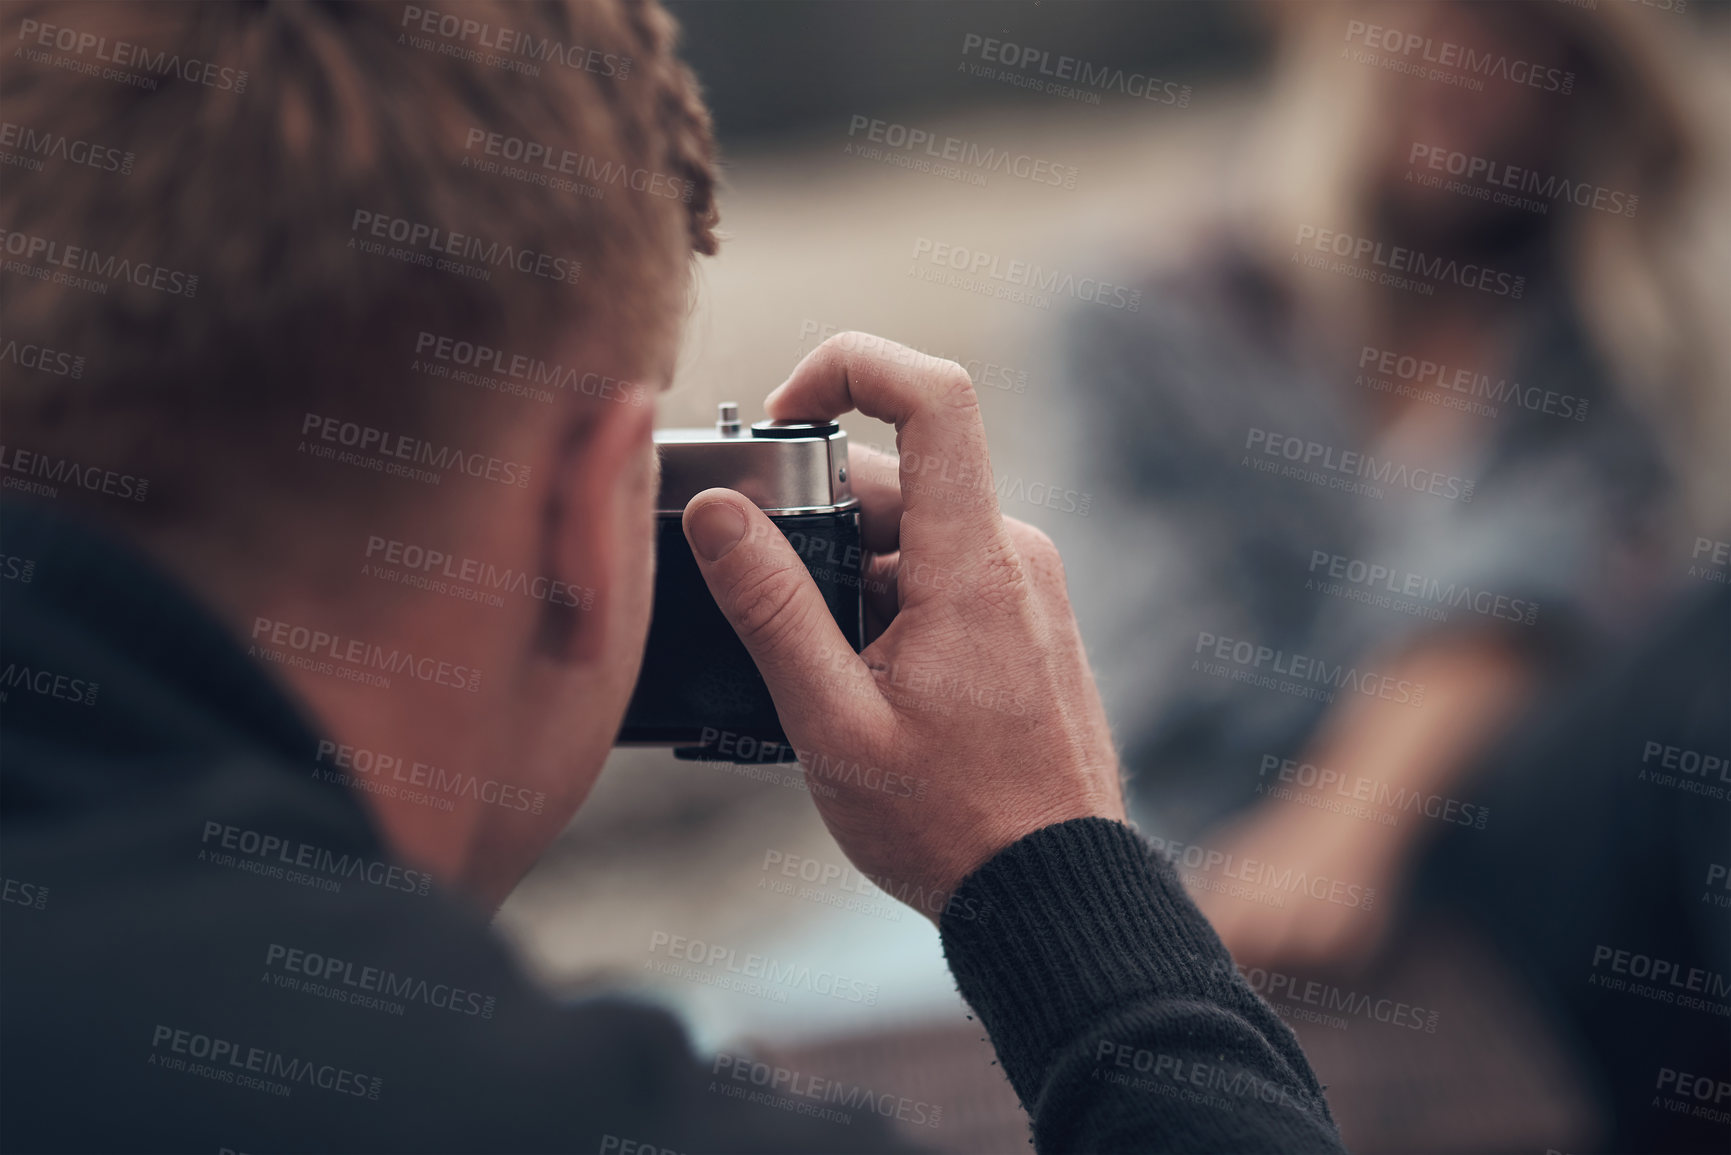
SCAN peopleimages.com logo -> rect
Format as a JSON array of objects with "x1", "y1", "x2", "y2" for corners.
[
  {"x1": 1193, "y1": 628, "x2": 1426, "y2": 708},
  {"x1": 314, "y1": 739, "x2": 547, "y2": 816},
  {"x1": 0, "y1": 445, "x2": 147, "y2": 503},
  {"x1": 646, "y1": 931, "x2": 881, "y2": 1005},
  {"x1": 461, "y1": 127, "x2": 692, "y2": 202},
  {"x1": 1306, "y1": 549, "x2": 1538, "y2": 627},
  {"x1": 0, "y1": 337, "x2": 85, "y2": 379},
  {"x1": 1294, "y1": 225, "x2": 1523, "y2": 299},
  {"x1": 249, "y1": 615, "x2": 483, "y2": 693},
  {"x1": 413, "y1": 330, "x2": 646, "y2": 407},
  {"x1": 199, "y1": 820, "x2": 434, "y2": 897},
  {"x1": 1406, "y1": 142, "x2": 1636, "y2": 218},
  {"x1": 959, "y1": 34, "x2": 1191, "y2": 107},
  {"x1": 1092, "y1": 1040, "x2": 1326, "y2": 1117},
  {"x1": 399, "y1": 5, "x2": 632, "y2": 79},
  {"x1": 1, "y1": 876, "x2": 48, "y2": 911},
  {"x1": 148, "y1": 1024, "x2": 380, "y2": 1100},
  {"x1": 264, "y1": 942, "x2": 497, "y2": 1019},
  {"x1": 0, "y1": 120, "x2": 133, "y2": 175},
  {"x1": 710, "y1": 1052, "x2": 944, "y2": 1129},
  {"x1": 1356, "y1": 343, "x2": 1587, "y2": 422},
  {"x1": 1256, "y1": 753, "x2": 1489, "y2": 832},
  {"x1": 14, "y1": 17, "x2": 250, "y2": 93},
  {"x1": 348, "y1": 210, "x2": 580, "y2": 286},
  {"x1": 0, "y1": 661, "x2": 100, "y2": 707},
  {"x1": 909, "y1": 237, "x2": 1141, "y2": 312},
  {"x1": 1243, "y1": 426, "x2": 1475, "y2": 503},
  {"x1": 1341, "y1": 18, "x2": 1574, "y2": 95},
  {"x1": 1149, "y1": 833, "x2": 1378, "y2": 912},
  {"x1": 1, "y1": 227, "x2": 199, "y2": 297},
  {"x1": 1212, "y1": 958, "x2": 1440, "y2": 1034},
  {"x1": 845, "y1": 115, "x2": 1077, "y2": 189},
  {"x1": 298, "y1": 412, "x2": 533, "y2": 490},
  {"x1": 363, "y1": 534, "x2": 591, "y2": 610}
]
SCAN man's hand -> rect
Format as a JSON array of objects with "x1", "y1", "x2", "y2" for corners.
[{"x1": 682, "y1": 333, "x2": 1124, "y2": 920}]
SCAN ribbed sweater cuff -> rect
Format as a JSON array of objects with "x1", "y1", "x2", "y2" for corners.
[{"x1": 939, "y1": 817, "x2": 1233, "y2": 1109}]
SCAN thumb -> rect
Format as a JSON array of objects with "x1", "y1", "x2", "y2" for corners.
[{"x1": 682, "y1": 489, "x2": 887, "y2": 738}]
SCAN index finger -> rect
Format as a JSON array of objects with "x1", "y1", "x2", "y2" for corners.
[{"x1": 767, "y1": 332, "x2": 1006, "y2": 581}]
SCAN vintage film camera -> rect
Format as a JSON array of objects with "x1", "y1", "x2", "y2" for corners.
[{"x1": 618, "y1": 404, "x2": 863, "y2": 761}]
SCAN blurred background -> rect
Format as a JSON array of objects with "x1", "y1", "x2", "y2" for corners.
[{"x1": 494, "y1": 3, "x2": 1731, "y2": 1151}]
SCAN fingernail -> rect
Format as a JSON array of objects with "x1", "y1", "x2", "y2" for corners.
[{"x1": 689, "y1": 500, "x2": 747, "y2": 562}]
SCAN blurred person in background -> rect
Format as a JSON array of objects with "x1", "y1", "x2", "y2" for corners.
[
  {"x1": 1059, "y1": 1, "x2": 1729, "y2": 1147},
  {"x1": 1062, "y1": 0, "x2": 1729, "y2": 971}
]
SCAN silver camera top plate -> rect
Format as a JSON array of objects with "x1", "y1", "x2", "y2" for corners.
[{"x1": 653, "y1": 403, "x2": 857, "y2": 515}]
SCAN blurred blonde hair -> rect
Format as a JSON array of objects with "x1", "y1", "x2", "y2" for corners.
[{"x1": 1237, "y1": 0, "x2": 1731, "y2": 535}]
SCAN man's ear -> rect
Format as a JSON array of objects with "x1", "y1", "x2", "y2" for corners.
[{"x1": 540, "y1": 398, "x2": 656, "y2": 663}]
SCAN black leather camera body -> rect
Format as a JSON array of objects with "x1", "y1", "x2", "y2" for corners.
[{"x1": 618, "y1": 404, "x2": 863, "y2": 761}]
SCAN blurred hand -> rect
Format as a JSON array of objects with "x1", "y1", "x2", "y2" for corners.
[
  {"x1": 681, "y1": 333, "x2": 1124, "y2": 919},
  {"x1": 1196, "y1": 636, "x2": 1530, "y2": 971},
  {"x1": 1193, "y1": 801, "x2": 1408, "y2": 974}
]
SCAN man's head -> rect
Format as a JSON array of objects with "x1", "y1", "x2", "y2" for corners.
[{"x1": 0, "y1": 0, "x2": 720, "y2": 899}]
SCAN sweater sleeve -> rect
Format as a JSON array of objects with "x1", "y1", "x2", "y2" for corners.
[{"x1": 940, "y1": 818, "x2": 1347, "y2": 1154}]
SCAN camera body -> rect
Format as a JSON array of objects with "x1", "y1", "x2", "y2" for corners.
[{"x1": 618, "y1": 404, "x2": 863, "y2": 760}]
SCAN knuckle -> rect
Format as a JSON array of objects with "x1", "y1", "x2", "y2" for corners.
[
  {"x1": 929, "y1": 360, "x2": 978, "y2": 409},
  {"x1": 1009, "y1": 519, "x2": 1057, "y2": 558},
  {"x1": 820, "y1": 330, "x2": 863, "y2": 356},
  {"x1": 1006, "y1": 519, "x2": 1067, "y2": 590},
  {"x1": 821, "y1": 330, "x2": 880, "y2": 364},
  {"x1": 966, "y1": 536, "x2": 1032, "y2": 615}
]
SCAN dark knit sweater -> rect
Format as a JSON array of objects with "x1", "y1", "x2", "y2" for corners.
[
  {"x1": 943, "y1": 820, "x2": 1344, "y2": 1152},
  {"x1": 0, "y1": 502, "x2": 1343, "y2": 1153}
]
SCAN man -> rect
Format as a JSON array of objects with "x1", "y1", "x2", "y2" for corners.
[{"x1": 0, "y1": 2, "x2": 1344, "y2": 1151}]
